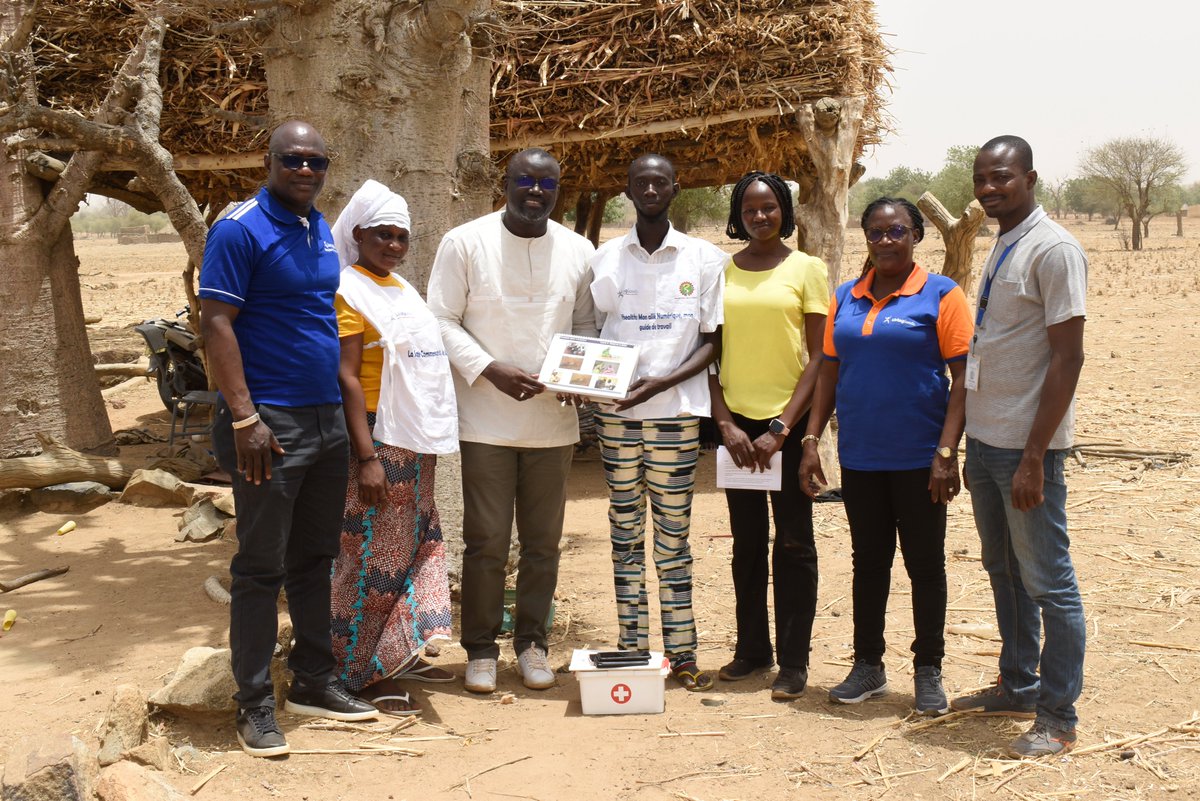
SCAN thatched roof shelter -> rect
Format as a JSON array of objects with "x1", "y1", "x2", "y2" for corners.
[{"x1": 27, "y1": 0, "x2": 890, "y2": 207}]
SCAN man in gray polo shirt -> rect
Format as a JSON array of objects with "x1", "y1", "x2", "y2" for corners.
[{"x1": 950, "y1": 136, "x2": 1087, "y2": 758}]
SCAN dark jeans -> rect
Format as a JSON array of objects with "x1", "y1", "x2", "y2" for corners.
[
  {"x1": 213, "y1": 401, "x2": 349, "y2": 709},
  {"x1": 841, "y1": 467, "x2": 947, "y2": 668},
  {"x1": 458, "y1": 441, "x2": 574, "y2": 660},
  {"x1": 722, "y1": 413, "x2": 817, "y2": 670}
]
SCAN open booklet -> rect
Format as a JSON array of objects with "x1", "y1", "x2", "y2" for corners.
[{"x1": 537, "y1": 333, "x2": 640, "y2": 400}]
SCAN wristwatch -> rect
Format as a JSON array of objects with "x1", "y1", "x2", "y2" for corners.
[
  {"x1": 936, "y1": 446, "x2": 956, "y2": 460},
  {"x1": 768, "y1": 418, "x2": 790, "y2": 437}
]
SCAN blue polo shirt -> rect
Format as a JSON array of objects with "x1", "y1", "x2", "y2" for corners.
[
  {"x1": 199, "y1": 188, "x2": 342, "y2": 407},
  {"x1": 823, "y1": 265, "x2": 972, "y2": 471}
]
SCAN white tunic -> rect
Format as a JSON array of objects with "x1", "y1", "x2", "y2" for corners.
[{"x1": 426, "y1": 212, "x2": 597, "y2": 447}]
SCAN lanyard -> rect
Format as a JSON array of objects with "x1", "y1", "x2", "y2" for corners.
[{"x1": 974, "y1": 241, "x2": 1016, "y2": 327}]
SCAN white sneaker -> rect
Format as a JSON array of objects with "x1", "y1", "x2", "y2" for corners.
[
  {"x1": 464, "y1": 658, "x2": 497, "y2": 694},
  {"x1": 516, "y1": 646, "x2": 555, "y2": 690}
]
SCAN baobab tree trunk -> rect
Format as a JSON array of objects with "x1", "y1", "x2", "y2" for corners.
[
  {"x1": 1, "y1": 10, "x2": 208, "y2": 458},
  {"x1": 792, "y1": 96, "x2": 865, "y2": 490},
  {"x1": 263, "y1": 0, "x2": 491, "y2": 292},
  {"x1": 0, "y1": 0, "x2": 111, "y2": 457},
  {"x1": 917, "y1": 192, "x2": 986, "y2": 291}
]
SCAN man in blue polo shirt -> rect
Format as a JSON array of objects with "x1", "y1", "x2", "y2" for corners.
[{"x1": 200, "y1": 120, "x2": 376, "y2": 758}]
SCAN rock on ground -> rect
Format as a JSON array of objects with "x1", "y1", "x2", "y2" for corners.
[
  {"x1": 117, "y1": 470, "x2": 195, "y2": 508},
  {"x1": 175, "y1": 499, "x2": 228, "y2": 543},
  {"x1": 1, "y1": 733, "x2": 94, "y2": 801},
  {"x1": 95, "y1": 762, "x2": 184, "y2": 801},
  {"x1": 148, "y1": 647, "x2": 237, "y2": 715},
  {"x1": 124, "y1": 738, "x2": 171, "y2": 772},
  {"x1": 97, "y1": 685, "x2": 148, "y2": 767},
  {"x1": 28, "y1": 482, "x2": 116, "y2": 514}
]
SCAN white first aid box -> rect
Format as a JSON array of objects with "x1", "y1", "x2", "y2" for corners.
[{"x1": 569, "y1": 649, "x2": 670, "y2": 715}]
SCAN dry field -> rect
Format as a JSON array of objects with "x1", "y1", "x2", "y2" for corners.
[{"x1": 1, "y1": 214, "x2": 1199, "y2": 801}]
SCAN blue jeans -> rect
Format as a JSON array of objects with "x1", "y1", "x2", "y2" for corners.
[{"x1": 964, "y1": 438, "x2": 1085, "y2": 731}]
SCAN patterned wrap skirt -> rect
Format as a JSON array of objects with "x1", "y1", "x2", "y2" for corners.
[{"x1": 331, "y1": 423, "x2": 453, "y2": 693}]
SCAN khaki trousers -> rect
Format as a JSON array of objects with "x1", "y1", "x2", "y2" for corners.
[{"x1": 458, "y1": 441, "x2": 574, "y2": 660}]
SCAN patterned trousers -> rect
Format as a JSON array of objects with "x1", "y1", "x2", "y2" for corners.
[{"x1": 595, "y1": 412, "x2": 700, "y2": 665}]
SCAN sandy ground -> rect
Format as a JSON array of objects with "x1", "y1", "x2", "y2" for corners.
[{"x1": 2, "y1": 216, "x2": 1199, "y2": 800}]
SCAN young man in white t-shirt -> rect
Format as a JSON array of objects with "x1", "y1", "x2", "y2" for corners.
[{"x1": 589, "y1": 155, "x2": 727, "y2": 691}]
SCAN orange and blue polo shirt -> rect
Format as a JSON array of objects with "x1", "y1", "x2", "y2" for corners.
[{"x1": 823, "y1": 264, "x2": 972, "y2": 471}]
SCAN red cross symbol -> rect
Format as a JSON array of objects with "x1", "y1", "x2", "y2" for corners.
[{"x1": 611, "y1": 683, "x2": 632, "y2": 704}]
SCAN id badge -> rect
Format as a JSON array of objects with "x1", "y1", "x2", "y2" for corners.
[{"x1": 965, "y1": 353, "x2": 980, "y2": 391}]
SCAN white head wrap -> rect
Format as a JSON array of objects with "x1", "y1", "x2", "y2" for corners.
[{"x1": 331, "y1": 179, "x2": 412, "y2": 268}]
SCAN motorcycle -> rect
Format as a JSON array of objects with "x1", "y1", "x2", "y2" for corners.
[{"x1": 134, "y1": 308, "x2": 208, "y2": 415}]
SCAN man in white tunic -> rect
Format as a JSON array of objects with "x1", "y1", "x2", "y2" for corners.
[{"x1": 427, "y1": 149, "x2": 597, "y2": 693}]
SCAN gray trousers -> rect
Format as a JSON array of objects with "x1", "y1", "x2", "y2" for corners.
[{"x1": 458, "y1": 441, "x2": 573, "y2": 660}]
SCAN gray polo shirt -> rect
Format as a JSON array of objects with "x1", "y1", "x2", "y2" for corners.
[{"x1": 965, "y1": 206, "x2": 1087, "y2": 450}]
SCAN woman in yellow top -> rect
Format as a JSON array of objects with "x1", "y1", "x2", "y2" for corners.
[
  {"x1": 328, "y1": 180, "x2": 459, "y2": 716},
  {"x1": 709, "y1": 171, "x2": 829, "y2": 699}
]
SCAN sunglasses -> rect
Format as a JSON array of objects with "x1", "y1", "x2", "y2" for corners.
[
  {"x1": 864, "y1": 224, "x2": 912, "y2": 243},
  {"x1": 513, "y1": 175, "x2": 559, "y2": 191},
  {"x1": 271, "y1": 152, "x2": 330, "y2": 172}
]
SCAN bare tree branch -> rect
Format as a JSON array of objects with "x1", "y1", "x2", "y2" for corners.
[{"x1": 0, "y1": 0, "x2": 37, "y2": 54}]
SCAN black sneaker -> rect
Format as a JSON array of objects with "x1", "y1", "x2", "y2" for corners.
[
  {"x1": 285, "y1": 680, "x2": 378, "y2": 721},
  {"x1": 770, "y1": 667, "x2": 808, "y2": 700},
  {"x1": 829, "y1": 660, "x2": 888, "y2": 704},
  {"x1": 237, "y1": 706, "x2": 289, "y2": 757},
  {"x1": 913, "y1": 665, "x2": 949, "y2": 715},
  {"x1": 950, "y1": 681, "x2": 1036, "y2": 718},
  {"x1": 718, "y1": 657, "x2": 774, "y2": 681}
]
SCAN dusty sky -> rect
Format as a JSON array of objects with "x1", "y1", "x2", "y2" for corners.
[{"x1": 865, "y1": 1, "x2": 1199, "y2": 183}]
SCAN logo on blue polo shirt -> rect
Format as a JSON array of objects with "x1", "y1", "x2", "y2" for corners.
[{"x1": 881, "y1": 315, "x2": 917, "y2": 327}]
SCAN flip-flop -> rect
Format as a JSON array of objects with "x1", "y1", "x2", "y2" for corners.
[
  {"x1": 397, "y1": 658, "x2": 456, "y2": 684},
  {"x1": 359, "y1": 690, "x2": 420, "y2": 717},
  {"x1": 671, "y1": 662, "x2": 715, "y2": 692}
]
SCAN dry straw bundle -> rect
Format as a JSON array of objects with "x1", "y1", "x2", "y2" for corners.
[
  {"x1": 26, "y1": 0, "x2": 890, "y2": 204},
  {"x1": 485, "y1": 0, "x2": 891, "y2": 191}
]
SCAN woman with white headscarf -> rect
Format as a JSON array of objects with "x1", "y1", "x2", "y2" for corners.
[{"x1": 328, "y1": 180, "x2": 458, "y2": 716}]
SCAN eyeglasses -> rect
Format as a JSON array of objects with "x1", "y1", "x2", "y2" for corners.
[
  {"x1": 513, "y1": 175, "x2": 559, "y2": 192},
  {"x1": 864, "y1": 224, "x2": 912, "y2": 243},
  {"x1": 271, "y1": 153, "x2": 330, "y2": 172}
]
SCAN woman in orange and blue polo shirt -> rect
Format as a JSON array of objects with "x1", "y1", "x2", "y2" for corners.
[{"x1": 799, "y1": 197, "x2": 972, "y2": 716}]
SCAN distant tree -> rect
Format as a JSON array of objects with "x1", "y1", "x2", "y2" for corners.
[
  {"x1": 1042, "y1": 177, "x2": 1069, "y2": 218},
  {"x1": 1182, "y1": 180, "x2": 1200, "y2": 205},
  {"x1": 848, "y1": 165, "x2": 932, "y2": 219},
  {"x1": 669, "y1": 187, "x2": 729, "y2": 232},
  {"x1": 927, "y1": 146, "x2": 976, "y2": 216},
  {"x1": 1142, "y1": 183, "x2": 1183, "y2": 239},
  {"x1": 1063, "y1": 177, "x2": 1107, "y2": 220},
  {"x1": 1079, "y1": 136, "x2": 1187, "y2": 250}
]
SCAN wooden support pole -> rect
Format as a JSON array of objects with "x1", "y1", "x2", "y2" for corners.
[{"x1": 917, "y1": 192, "x2": 986, "y2": 290}]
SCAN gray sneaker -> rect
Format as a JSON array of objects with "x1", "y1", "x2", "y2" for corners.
[
  {"x1": 1008, "y1": 722, "x2": 1077, "y2": 758},
  {"x1": 950, "y1": 682, "x2": 1036, "y2": 718},
  {"x1": 829, "y1": 660, "x2": 888, "y2": 704},
  {"x1": 516, "y1": 645, "x2": 555, "y2": 690},
  {"x1": 913, "y1": 665, "x2": 949, "y2": 715}
]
